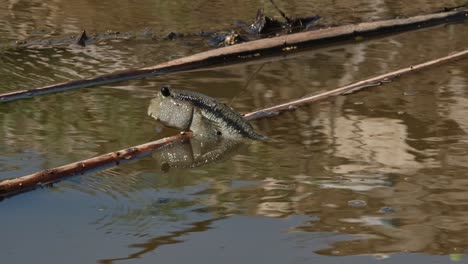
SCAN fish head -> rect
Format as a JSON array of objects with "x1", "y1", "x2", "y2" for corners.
[{"x1": 148, "y1": 86, "x2": 193, "y2": 130}]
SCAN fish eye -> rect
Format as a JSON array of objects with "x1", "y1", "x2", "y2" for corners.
[{"x1": 161, "y1": 85, "x2": 171, "y2": 97}]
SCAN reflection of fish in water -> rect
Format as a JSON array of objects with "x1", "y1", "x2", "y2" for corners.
[
  {"x1": 154, "y1": 138, "x2": 246, "y2": 171},
  {"x1": 148, "y1": 86, "x2": 266, "y2": 140}
]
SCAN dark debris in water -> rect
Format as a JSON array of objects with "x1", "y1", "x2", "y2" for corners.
[
  {"x1": 248, "y1": 7, "x2": 320, "y2": 36},
  {"x1": 207, "y1": 31, "x2": 249, "y2": 47},
  {"x1": 170, "y1": 2, "x2": 321, "y2": 48},
  {"x1": 2, "y1": 0, "x2": 320, "y2": 50},
  {"x1": 249, "y1": 8, "x2": 285, "y2": 35},
  {"x1": 164, "y1": 32, "x2": 184, "y2": 40},
  {"x1": 75, "y1": 30, "x2": 88, "y2": 47},
  {"x1": 155, "y1": 197, "x2": 171, "y2": 204},
  {"x1": 378, "y1": 206, "x2": 396, "y2": 214}
]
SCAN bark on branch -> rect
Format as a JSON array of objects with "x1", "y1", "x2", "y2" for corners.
[
  {"x1": 1, "y1": 49, "x2": 467, "y2": 199},
  {"x1": 0, "y1": 8, "x2": 467, "y2": 103}
]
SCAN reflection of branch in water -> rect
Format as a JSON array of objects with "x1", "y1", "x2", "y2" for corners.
[
  {"x1": 98, "y1": 216, "x2": 226, "y2": 264},
  {"x1": 154, "y1": 138, "x2": 247, "y2": 171}
]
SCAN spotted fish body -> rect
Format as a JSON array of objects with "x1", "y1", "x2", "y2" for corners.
[{"x1": 148, "y1": 87, "x2": 266, "y2": 140}]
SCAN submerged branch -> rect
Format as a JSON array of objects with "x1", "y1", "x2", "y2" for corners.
[
  {"x1": 1, "y1": 49, "x2": 467, "y2": 198},
  {"x1": 0, "y1": 8, "x2": 467, "y2": 103}
]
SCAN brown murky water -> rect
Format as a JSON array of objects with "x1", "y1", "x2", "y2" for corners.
[{"x1": 1, "y1": 0, "x2": 468, "y2": 263}]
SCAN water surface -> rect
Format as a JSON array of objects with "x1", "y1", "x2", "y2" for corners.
[{"x1": 1, "y1": 0, "x2": 468, "y2": 263}]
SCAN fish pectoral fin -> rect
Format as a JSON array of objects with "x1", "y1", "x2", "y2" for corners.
[
  {"x1": 204, "y1": 117, "x2": 224, "y2": 136},
  {"x1": 200, "y1": 115, "x2": 224, "y2": 136},
  {"x1": 190, "y1": 109, "x2": 223, "y2": 137},
  {"x1": 190, "y1": 109, "x2": 221, "y2": 137}
]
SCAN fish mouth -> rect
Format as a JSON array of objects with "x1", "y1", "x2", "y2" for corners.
[{"x1": 148, "y1": 111, "x2": 159, "y2": 120}]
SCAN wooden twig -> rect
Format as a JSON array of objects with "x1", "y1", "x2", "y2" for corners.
[
  {"x1": 244, "y1": 49, "x2": 468, "y2": 119},
  {"x1": 0, "y1": 133, "x2": 192, "y2": 198},
  {"x1": 0, "y1": 8, "x2": 467, "y2": 103},
  {"x1": 1, "y1": 49, "x2": 467, "y2": 199},
  {"x1": 269, "y1": 0, "x2": 293, "y2": 24}
]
